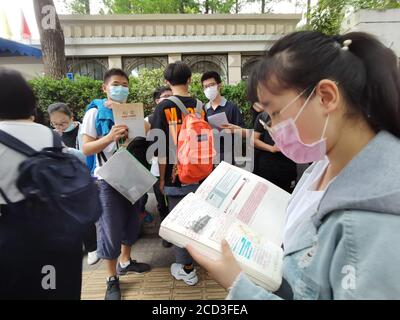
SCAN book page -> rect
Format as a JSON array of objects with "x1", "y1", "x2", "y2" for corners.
[
  {"x1": 160, "y1": 192, "x2": 283, "y2": 291},
  {"x1": 195, "y1": 161, "x2": 290, "y2": 246},
  {"x1": 207, "y1": 112, "x2": 229, "y2": 130},
  {"x1": 224, "y1": 222, "x2": 283, "y2": 290},
  {"x1": 112, "y1": 103, "x2": 145, "y2": 139},
  {"x1": 160, "y1": 193, "x2": 237, "y2": 251}
]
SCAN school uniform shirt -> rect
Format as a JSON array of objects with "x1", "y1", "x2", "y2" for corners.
[
  {"x1": 0, "y1": 120, "x2": 53, "y2": 204},
  {"x1": 205, "y1": 97, "x2": 245, "y2": 163},
  {"x1": 205, "y1": 97, "x2": 244, "y2": 127},
  {"x1": 80, "y1": 108, "x2": 117, "y2": 178},
  {"x1": 151, "y1": 95, "x2": 205, "y2": 187}
]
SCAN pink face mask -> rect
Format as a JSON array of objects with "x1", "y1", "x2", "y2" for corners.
[{"x1": 263, "y1": 87, "x2": 329, "y2": 164}]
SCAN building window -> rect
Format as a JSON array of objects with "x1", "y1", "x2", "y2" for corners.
[
  {"x1": 183, "y1": 55, "x2": 228, "y2": 81},
  {"x1": 67, "y1": 58, "x2": 108, "y2": 80},
  {"x1": 123, "y1": 56, "x2": 168, "y2": 77}
]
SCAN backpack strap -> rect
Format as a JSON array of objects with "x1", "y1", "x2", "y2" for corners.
[
  {"x1": 50, "y1": 130, "x2": 64, "y2": 149},
  {"x1": 167, "y1": 96, "x2": 189, "y2": 116},
  {"x1": 195, "y1": 99, "x2": 204, "y2": 116},
  {"x1": 0, "y1": 129, "x2": 37, "y2": 157}
]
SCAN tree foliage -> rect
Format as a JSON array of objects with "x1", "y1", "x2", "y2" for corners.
[
  {"x1": 308, "y1": 0, "x2": 400, "y2": 35},
  {"x1": 29, "y1": 68, "x2": 254, "y2": 127},
  {"x1": 67, "y1": 0, "x2": 91, "y2": 14}
]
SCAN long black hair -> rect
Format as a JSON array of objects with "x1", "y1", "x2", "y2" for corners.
[{"x1": 257, "y1": 31, "x2": 400, "y2": 138}]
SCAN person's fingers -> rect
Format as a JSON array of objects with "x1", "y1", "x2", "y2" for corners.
[
  {"x1": 221, "y1": 240, "x2": 235, "y2": 259},
  {"x1": 116, "y1": 128, "x2": 128, "y2": 135},
  {"x1": 186, "y1": 245, "x2": 212, "y2": 270},
  {"x1": 114, "y1": 124, "x2": 129, "y2": 130}
]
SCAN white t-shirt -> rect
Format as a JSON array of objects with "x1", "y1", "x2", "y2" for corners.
[
  {"x1": 0, "y1": 121, "x2": 53, "y2": 204},
  {"x1": 80, "y1": 108, "x2": 117, "y2": 178},
  {"x1": 283, "y1": 158, "x2": 333, "y2": 247}
]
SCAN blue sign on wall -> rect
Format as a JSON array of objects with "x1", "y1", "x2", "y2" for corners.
[{"x1": 67, "y1": 72, "x2": 74, "y2": 80}]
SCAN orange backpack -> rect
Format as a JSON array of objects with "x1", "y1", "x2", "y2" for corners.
[{"x1": 167, "y1": 96, "x2": 215, "y2": 185}]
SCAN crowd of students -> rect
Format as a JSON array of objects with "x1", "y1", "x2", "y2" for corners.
[{"x1": 0, "y1": 29, "x2": 399, "y2": 300}]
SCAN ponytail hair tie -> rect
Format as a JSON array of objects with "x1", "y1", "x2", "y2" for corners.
[{"x1": 342, "y1": 39, "x2": 352, "y2": 51}]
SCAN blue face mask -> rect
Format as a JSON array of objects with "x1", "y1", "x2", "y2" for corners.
[
  {"x1": 109, "y1": 85, "x2": 129, "y2": 103},
  {"x1": 63, "y1": 122, "x2": 76, "y2": 133}
]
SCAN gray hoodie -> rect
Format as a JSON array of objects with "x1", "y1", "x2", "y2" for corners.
[{"x1": 228, "y1": 130, "x2": 400, "y2": 300}]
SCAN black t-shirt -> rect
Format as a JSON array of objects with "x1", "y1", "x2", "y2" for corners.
[
  {"x1": 254, "y1": 112, "x2": 296, "y2": 169},
  {"x1": 61, "y1": 124, "x2": 80, "y2": 148},
  {"x1": 151, "y1": 95, "x2": 205, "y2": 187}
]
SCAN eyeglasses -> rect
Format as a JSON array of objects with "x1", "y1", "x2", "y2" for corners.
[
  {"x1": 51, "y1": 121, "x2": 70, "y2": 128},
  {"x1": 260, "y1": 81, "x2": 338, "y2": 131}
]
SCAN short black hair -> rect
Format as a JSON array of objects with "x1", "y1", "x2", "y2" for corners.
[
  {"x1": 152, "y1": 86, "x2": 172, "y2": 103},
  {"x1": 47, "y1": 102, "x2": 73, "y2": 118},
  {"x1": 0, "y1": 68, "x2": 37, "y2": 120},
  {"x1": 201, "y1": 71, "x2": 222, "y2": 85},
  {"x1": 164, "y1": 62, "x2": 192, "y2": 86},
  {"x1": 103, "y1": 68, "x2": 129, "y2": 84}
]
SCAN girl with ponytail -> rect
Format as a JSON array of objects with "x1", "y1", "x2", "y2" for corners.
[{"x1": 188, "y1": 31, "x2": 400, "y2": 299}]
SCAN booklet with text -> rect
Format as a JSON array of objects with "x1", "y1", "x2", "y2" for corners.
[
  {"x1": 112, "y1": 103, "x2": 145, "y2": 139},
  {"x1": 159, "y1": 161, "x2": 291, "y2": 291}
]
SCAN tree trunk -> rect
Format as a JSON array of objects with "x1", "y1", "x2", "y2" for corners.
[
  {"x1": 306, "y1": 0, "x2": 312, "y2": 26},
  {"x1": 261, "y1": 0, "x2": 266, "y2": 13},
  {"x1": 34, "y1": 0, "x2": 67, "y2": 79},
  {"x1": 235, "y1": 0, "x2": 239, "y2": 13}
]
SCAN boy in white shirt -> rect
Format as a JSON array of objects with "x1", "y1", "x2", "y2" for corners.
[{"x1": 81, "y1": 69, "x2": 151, "y2": 300}]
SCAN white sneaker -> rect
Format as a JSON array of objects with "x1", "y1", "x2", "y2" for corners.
[
  {"x1": 170, "y1": 263, "x2": 198, "y2": 286},
  {"x1": 87, "y1": 251, "x2": 100, "y2": 265}
]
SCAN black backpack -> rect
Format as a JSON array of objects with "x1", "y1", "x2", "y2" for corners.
[{"x1": 0, "y1": 129, "x2": 102, "y2": 226}]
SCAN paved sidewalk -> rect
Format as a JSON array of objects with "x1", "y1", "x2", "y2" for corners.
[
  {"x1": 81, "y1": 236, "x2": 227, "y2": 300},
  {"x1": 81, "y1": 192, "x2": 227, "y2": 300}
]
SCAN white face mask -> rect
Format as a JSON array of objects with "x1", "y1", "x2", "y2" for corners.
[{"x1": 204, "y1": 85, "x2": 219, "y2": 101}]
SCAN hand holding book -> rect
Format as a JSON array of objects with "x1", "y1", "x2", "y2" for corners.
[{"x1": 187, "y1": 240, "x2": 242, "y2": 290}]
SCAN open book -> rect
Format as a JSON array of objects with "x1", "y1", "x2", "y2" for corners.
[{"x1": 159, "y1": 161, "x2": 291, "y2": 292}]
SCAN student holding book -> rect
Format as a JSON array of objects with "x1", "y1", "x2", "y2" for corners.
[
  {"x1": 188, "y1": 31, "x2": 400, "y2": 299},
  {"x1": 81, "y1": 69, "x2": 151, "y2": 300}
]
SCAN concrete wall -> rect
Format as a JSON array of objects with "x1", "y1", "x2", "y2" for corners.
[
  {"x1": 0, "y1": 56, "x2": 44, "y2": 80},
  {"x1": 341, "y1": 9, "x2": 400, "y2": 57}
]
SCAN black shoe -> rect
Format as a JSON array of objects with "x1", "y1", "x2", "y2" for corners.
[
  {"x1": 162, "y1": 239, "x2": 173, "y2": 248},
  {"x1": 105, "y1": 276, "x2": 121, "y2": 300},
  {"x1": 117, "y1": 258, "x2": 151, "y2": 276}
]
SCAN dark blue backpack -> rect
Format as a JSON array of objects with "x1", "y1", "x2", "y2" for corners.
[{"x1": 0, "y1": 129, "x2": 101, "y2": 226}]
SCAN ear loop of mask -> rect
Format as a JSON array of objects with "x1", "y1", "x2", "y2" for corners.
[
  {"x1": 293, "y1": 87, "x2": 317, "y2": 122},
  {"x1": 279, "y1": 87, "x2": 313, "y2": 118},
  {"x1": 293, "y1": 86, "x2": 330, "y2": 141},
  {"x1": 267, "y1": 87, "x2": 314, "y2": 134}
]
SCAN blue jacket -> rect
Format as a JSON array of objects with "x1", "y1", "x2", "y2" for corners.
[
  {"x1": 228, "y1": 131, "x2": 400, "y2": 300},
  {"x1": 86, "y1": 99, "x2": 114, "y2": 137}
]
